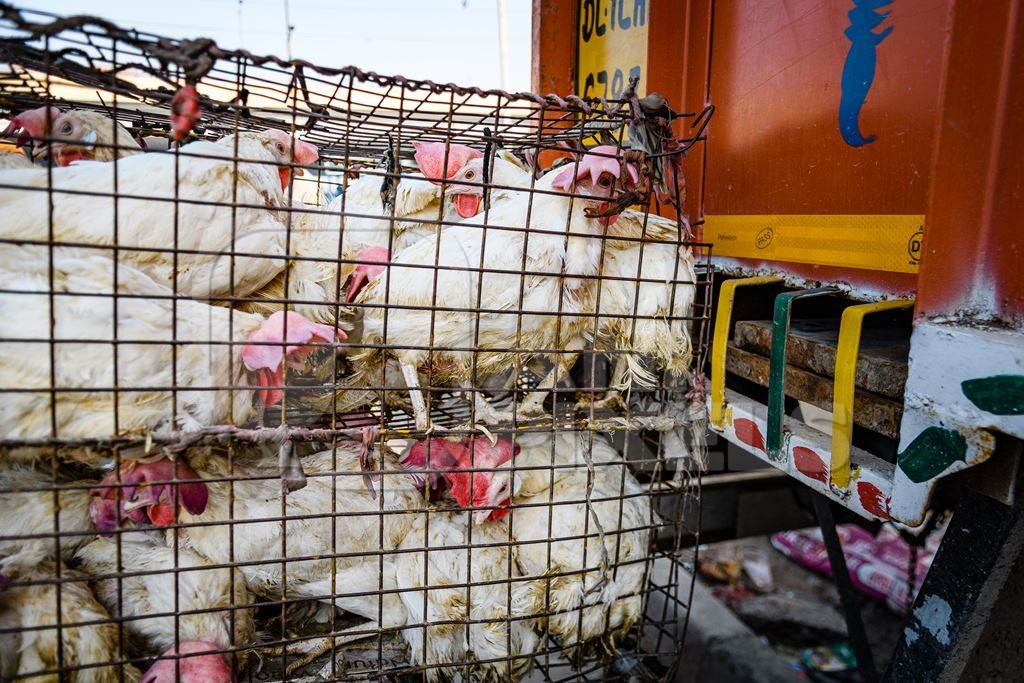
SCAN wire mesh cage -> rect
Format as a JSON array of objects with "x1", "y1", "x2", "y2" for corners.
[{"x1": 0, "y1": 3, "x2": 713, "y2": 681}]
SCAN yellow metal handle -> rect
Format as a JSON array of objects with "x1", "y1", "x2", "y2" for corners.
[
  {"x1": 830, "y1": 299, "x2": 915, "y2": 489},
  {"x1": 710, "y1": 277, "x2": 783, "y2": 428}
]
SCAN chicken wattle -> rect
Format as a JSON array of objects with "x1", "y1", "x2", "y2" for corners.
[{"x1": 88, "y1": 456, "x2": 208, "y2": 532}]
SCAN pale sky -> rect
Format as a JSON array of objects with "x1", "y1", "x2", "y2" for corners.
[{"x1": 23, "y1": 0, "x2": 533, "y2": 91}]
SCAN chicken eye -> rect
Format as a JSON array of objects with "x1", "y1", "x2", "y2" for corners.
[
  {"x1": 59, "y1": 121, "x2": 73, "y2": 134},
  {"x1": 276, "y1": 142, "x2": 286, "y2": 155},
  {"x1": 464, "y1": 170, "x2": 475, "y2": 180},
  {"x1": 597, "y1": 174, "x2": 612, "y2": 188}
]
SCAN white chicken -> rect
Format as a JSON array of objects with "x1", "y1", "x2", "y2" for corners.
[
  {"x1": 0, "y1": 243, "x2": 340, "y2": 441},
  {"x1": 350, "y1": 146, "x2": 640, "y2": 431},
  {"x1": 0, "y1": 561, "x2": 142, "y2": 682},
  {"x1": 441, "y1": 432, "x2": 652, "y2": 653},
  {"x1": 46, "y1": 108, "x2": 142, "y2": 165},
  {"x1": 395, "y1": 510, "x2": 539, "y2": 681},
  {"x1": 176, "y1": 444, "x2": 420, "y2": 672},
  {"x1": 0, "y1": 129, "x2": 317, "y2": 300},
  {"x1": 75, "y1": 536, "x2": 253, "y2": 682},
  {"x1": 0, "y1": 462, "x2": 207, "y2": 596},
  {"x1": 581, "y1": 213, "x2": 697, "y2": 410},
  {"x1": 440, "y1": 155, "x2": 697, "y2": 415},
  {"x1": 3, "y1": 106, "x2": 142, "y2": 166},
  {"x1": 245, "y1": 141, "x2": 485, "y2": 324},
  {"x1": 511, "y1": 432, "x2": 651, "y2": 651},
  {"x1": 0, "y1": 464, "x2": 97, "y2": 579}
]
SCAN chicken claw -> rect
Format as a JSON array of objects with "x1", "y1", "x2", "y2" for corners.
[
  {"x1": 467, "y1": 385, "x2": 546, "y2": 428},
  {"x1": 257, "y1": 635, "x2": 335, "y2": 676},
  {"x1": 574, "y1": 390, "x2": 628, "y2": 415}
]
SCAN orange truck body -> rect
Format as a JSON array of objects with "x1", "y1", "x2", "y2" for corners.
[{"x1": 533, "y1": 0, "x2": 1023, "y2": 322}]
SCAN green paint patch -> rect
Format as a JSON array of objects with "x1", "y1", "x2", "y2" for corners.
[
  {"x1": 898, "y1": 427, "x2": 968, "y2": 483},
  {"x1": 962, "y1": 375, "x2": 1024, "y2": 416}
]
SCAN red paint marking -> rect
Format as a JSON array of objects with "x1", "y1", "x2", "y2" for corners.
[
  {"x1": 857, "y1": 481, "x2": 891, "y2": 519},
  {"x1": 793, "y1": 446, "x2": 828, "y2": 483},
  {"x1": 733, "y1": 418, "x2": 765, "y2": 451}
]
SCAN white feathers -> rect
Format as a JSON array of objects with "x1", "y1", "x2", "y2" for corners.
[
  {"x1": 510, "y1": 432, "x2": 652, "y2": 649},
  {"x1": 0, "y1": 244, "x2": 265, "y2": 440},
  {"x1": 593, "y1": 226, "x2": 697, "y2": 382},
  {"x1": 355, "y1": 166, "x2": 606, "y2": 383},
  {"x1": 0, "y1": 562, "x2": 138, "y2": 682},
  {"x1": 179, "y1": 445, "x2": 419, "y2": 625},
  {"x1": 76, "y1": 536, "x2": 256, "y2": 659},
  {"x1": 395, "y1": 512, "x2": 538, "y2": 681},
  {"x1": 0, "y1": 132, "x2": 290, "y2": 300}
]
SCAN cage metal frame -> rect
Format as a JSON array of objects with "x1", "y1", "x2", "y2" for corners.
[{"x1": 0, "y1": 4, "x2": 713, "y2": 681}]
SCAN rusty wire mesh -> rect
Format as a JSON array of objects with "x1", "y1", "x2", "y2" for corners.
[{"x1": 0, "y1": 3, "x2": 713, "y2": 681}]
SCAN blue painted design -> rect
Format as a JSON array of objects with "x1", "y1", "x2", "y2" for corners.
[{"x1": 839, "y1": 0, "x2": 893, "y2": 147}]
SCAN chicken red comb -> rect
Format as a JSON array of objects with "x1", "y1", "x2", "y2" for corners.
[
  {"x1": 89, "y1": 457, "x2": 208, "y2": 533},
  {"x1": 3, "y1": 105, "x2": 59, "y2": 146},
  {"x1": 413, "y1": 141, "x2": 483, "y2": 183},
  {"x1": 551, "y1": 144, "x2": 640, "y2": 191},
  {"x1": 345, "y1": 246, "x2": 389, "y2": 303},
  {"x1": 170, "y1": 85, "x2": 201, "y2": 142},
  {"x1": 449, "y1": 434, "x2": 519, "y2": 468},
  {"x1": 241, "y1": 311, "x2": 345, "y2": 406},
  {"x1": 400, "y1": 438, "x2": 461, "y2": 499}
]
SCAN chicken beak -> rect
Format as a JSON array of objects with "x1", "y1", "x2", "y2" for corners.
[{"x1": 473, "y1": 508, "x2": 493, "y2": 525}]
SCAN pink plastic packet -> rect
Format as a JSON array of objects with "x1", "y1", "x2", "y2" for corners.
[{"x1": 770, "y1": 523, "x2": 941, "y2": 614}]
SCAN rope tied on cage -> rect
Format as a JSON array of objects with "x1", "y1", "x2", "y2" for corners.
[
  {"x1": 276, "y1": 433, "x2": 307, "y2": 493},
  {"x1": 482, "y1": 127, "x2": 495, "y2": 212},
  {"x1": 356, "y1": 425, "x2": 381, "y2": 498},
  {"x1": 624, "y1": 76, "x2": 716, "y2": 207}
]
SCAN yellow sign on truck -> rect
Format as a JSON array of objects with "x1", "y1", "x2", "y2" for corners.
[{"x1": 576, "y1": 0, "x2": 649, "y2": 98}]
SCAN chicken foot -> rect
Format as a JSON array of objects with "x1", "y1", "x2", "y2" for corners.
[
  {"x1": 466, "y1": 352, "x2": 580, "y2": 426},
  {"x1": 277, "y1": 566, "x2": 408, "y2": 675},
  {"x1": 279, "y1": 619, "x2": 390, "y2": 676},
  {"x1": 256, "y1": 633, "x2": 330, "y2": 674},
  {"x1": 463, "y1": 381, "x2": 518, "y2": 425}
]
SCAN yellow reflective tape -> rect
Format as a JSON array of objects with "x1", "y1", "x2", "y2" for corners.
[
  {"x1": 830, "y1": 300, "x2": 915, "y2": 489},
  {"x1": 711, "y1": 276, "x2": 783, "y2": 429},
  {"x1": 705, "y1": 215, "x2": 925, "y2": 274}
]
